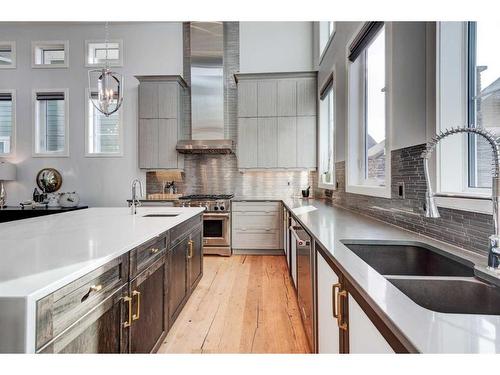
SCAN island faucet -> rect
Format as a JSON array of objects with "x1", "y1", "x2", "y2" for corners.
[
  {"x1": 131, "y1": 178, "x2": 144, "y2": 215},
  {"x1": 422, "y1": 126, "x2": 500, "y2": 271}
]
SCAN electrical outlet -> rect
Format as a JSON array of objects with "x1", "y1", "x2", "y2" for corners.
[{"x1": 397, "y1": 182, "x2": 405, "y2": 198}]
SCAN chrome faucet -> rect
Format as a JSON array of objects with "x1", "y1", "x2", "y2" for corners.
[
  {"x1": 131, "y1": 178, "x2": 144, "y2": 215},
  {"x1": 422, "y1": 126, "x2": 500, "y2": 271}
]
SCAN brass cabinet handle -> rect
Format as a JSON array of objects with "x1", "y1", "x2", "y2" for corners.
[
  {"x1": 132, "y1": 290, "x2": 141, "y2": 321},
  {"x1": 150, "y1": 248, "x2": 159, "y2": 254},
  {"x1": 90, "y1": 284, "x2": 102, "y2": 292},
  {"x1": 337, "y1": 290, "x2": 348, "y2": 331},
  {"x1": 188, "y1": 240, "x2": 194, "y2": 259},
  {"x1": 123, "y1": 296, "x2": 132, "y2": 328},
  {"x1": 332, "y1": 283, "x2": 341, "y2": 318}
]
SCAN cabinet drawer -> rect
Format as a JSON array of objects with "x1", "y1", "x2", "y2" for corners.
[
  {"x1": 130, "y1": 234, "x2": 168, "y2": 278},
  {"x1": 232, "y1": 228, "x2": 280, "y2": 250},
  {"x1": 171, "y1": 214, "x2": 203, "y2": 246},
  {"x1": 232, "y1": 201, "x2": 281, "y2": 213},
  {"x1": 232, "y1": 212, "x2": 280, "y2": 230},
  {"x1": 36, "y1": 254, "x2": 129, "y2": 350}
]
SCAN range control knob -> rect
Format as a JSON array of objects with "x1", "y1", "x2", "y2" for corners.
[
  {"x1": 219, "y1": 206, "x2": 225, "y2": 211},
  {"x1": 214, "y1": 206, "x2": 219, "y2": 211}
]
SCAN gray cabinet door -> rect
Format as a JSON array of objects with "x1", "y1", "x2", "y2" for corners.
[
  {"x1": 277, "y1": 79, "x2": 297, "y2": 116},
  {"x1": 139, "y1": 119, "x2": 159, "y2": 169},
  {"x1": 237, "y1": 118, "x2": 258, "y2": 168},
  {"x1": 258, "y1": 117, "x2": 278, "y2": 168},
  {"x1": 297, "y1": 78, "x2": 317, "y2": 116},
  {"x1": 277, "y1": 117, "x2": 297, "y2": 168},
  {"x1": 257, "y1": 80, "x2": 277, "y2": 117},
  {"x1": 237, "y1": 80, "x2": 258, "y2": 117},
  {"x1": 158, "y1": 119, "x2": 179, "y2": 169},
  {"x1": 139, "y1": 83, "x2": 159, "y2": 119},
  {"x1": 158, "y1": 83, "x2": 179, "y2": 119},
  {"x1": 296, "y1": 116, "x2": 317, "y2": 168}
]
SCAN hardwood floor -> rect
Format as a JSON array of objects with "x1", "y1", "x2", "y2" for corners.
[{"x1": 158, "y1": 255, "x2": 311, "y2": 354}]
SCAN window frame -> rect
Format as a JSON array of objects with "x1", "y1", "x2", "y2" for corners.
[
  {"x1": 318, "y1": 70, "x2": 336, "y2": 190},
  {"x1": 85, "y1": 39, "x2": 123, "y2": 68},
  {"x1": 346, "y1": 22, "x2": 392, "y2": 198},
  {"x1": 32, "y1": 88, "x2": 69, "y2": 157},
  {"x1": 0, "y1": 89, "x2": 16, "y2": 158},
  {"x1": 319, "y1": 22, "x2": 336, "y2": 65},
  {"x1": 32, "y1": 41, "x2": 69, "y2": 69},
  {"x1": 84, "y1": 88, "x2": 124, "y2": 158},
  {"x1": 435, "y1": 22, "x2": 492, "y2": 214},
  {"x1": 0, "y1": 41, "x2": 16, "y2": 69}
]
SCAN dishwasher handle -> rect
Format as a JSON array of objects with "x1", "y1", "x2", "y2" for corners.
[{"x1": 289, "y1": 225, "x2": 310, "y2": 246}]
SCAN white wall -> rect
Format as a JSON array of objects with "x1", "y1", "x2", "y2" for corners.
[
  {"x1": 239, "y1": 22, "x2": 314, "y2": 73},
  {"x1": 317, "y1": 21, "x2": 429, "y2": 162},
  {"x1": 0, "y1": 22, "x2": 183, "y2": 206}
]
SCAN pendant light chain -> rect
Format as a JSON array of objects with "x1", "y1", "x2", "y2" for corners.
[{"x1": 105, "y1": 21, "x2": 109, "y2": 70}]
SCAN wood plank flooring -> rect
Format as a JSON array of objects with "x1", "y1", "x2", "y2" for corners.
[{"x1": 158, "y1": 255, "x2": 311, "y2": 354}]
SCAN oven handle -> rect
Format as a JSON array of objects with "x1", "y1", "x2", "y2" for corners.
[
  {"x1": 289, "y1": 225, "x2": 309, "y2": 246},
  {"x1": 204, "y1": 213, "x2": 231, "y2": 218}
]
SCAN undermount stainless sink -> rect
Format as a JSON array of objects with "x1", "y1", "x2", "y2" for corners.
[
  {"x1": 343, "y1": 243, "x2": 474, "y2": 277},
  {"x1": 142, "y1": 213, "x2": 180, "y2": 218},
  {"x1": 387, "y1": 277, "x2": 500, "y2": 315}
]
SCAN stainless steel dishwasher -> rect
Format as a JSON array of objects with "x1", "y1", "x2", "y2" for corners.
[{"x1": 290, "y1": 220, "x2": 314, "y2": 351}]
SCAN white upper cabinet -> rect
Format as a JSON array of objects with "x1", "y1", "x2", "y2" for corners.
[{"x1": 236, "y1": 72, "x2": 317, "y2": 170}]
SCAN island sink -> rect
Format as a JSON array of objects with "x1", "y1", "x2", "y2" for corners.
[
  {"x1": 343, "y1": 243, "x2": 474, "y2": 277},
  {"x1": 387, "y1": 277, "x2": 500, "y2": 315}
]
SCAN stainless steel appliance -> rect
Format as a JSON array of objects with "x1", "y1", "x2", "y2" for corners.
[
  {"x1": 290, "y1": 221, "x2": 314, "y2": 352},
  {"x1": 176, "y1": 194, "x2": 233, "y2": 256}
]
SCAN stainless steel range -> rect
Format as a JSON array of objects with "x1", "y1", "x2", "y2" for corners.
[{"x1": 176, "y1": 194, "x2": 233, "y2": 256}]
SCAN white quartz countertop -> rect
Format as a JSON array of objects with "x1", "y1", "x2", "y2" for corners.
[
  {"x1": 281, "y1": 198, "x2": 500, "y2": 353},
  {"x1": 0, "y1": 207, "x2": 204, "y2": 300}
]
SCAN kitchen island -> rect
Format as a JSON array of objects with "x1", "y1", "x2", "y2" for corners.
[{"x1": 0, "y1": 207, "x2": 204, "y2": 353}]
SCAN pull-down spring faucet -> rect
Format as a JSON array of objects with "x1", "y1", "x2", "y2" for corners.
[
  {"x1": 131, "y1": 178, "x2": 144, "y2": 215},
  {"x1": 422, "y1": 126, "x2": 500, "y2": 271}
]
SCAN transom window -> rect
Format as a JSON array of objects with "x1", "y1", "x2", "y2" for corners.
[
  {"x1": 319, "y1": 22, "x2": 335, "y2": 61},
  {"x1": 0, "y1": 42, "x2": 16, "y2": 69},
  {"x1": 85, "y1": 40, "x2": 123, "y2": 67},
  {"x1": 32, "y1": 41, "x2": 68, "y2": 68}
]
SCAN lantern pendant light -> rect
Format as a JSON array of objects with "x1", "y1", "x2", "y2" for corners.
[{"x1": 88, "y1": 22, "x2": 124, "y2": 117}]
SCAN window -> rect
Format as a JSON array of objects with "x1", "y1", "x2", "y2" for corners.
[
  {"x1": 32, "y1": 41, "x2": 68, "y2": 68},
  {"x1": 0, "y1": 42, "x2": 16, "y2": 69},
  {"x1": 318, "y1": 74, "x2": 335, "y2": 189},
  {"x1": 85, "y1": 89, "x2": 123, "y2": 156},
  {"x1": 319, "y1": 22, "x2": 335, "y2": 61},
  {"x1": 0, "y1": 91, "x2": 15, "y2": 156},
  {"x1": 436, "y1": 22, "x2": 500, "y2": 213},
  {"x1": 85, "y1": 40, "x2": 123, "y2": 67},
  {"x1": 33, "y1": 90, "x2": 69, "y2": 156},
  {"x1": 347, "y1": 23, "x2": 390, "y2": 198}
]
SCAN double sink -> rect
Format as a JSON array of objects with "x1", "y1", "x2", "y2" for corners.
[{"x1": 342, "y1": 242, "x2": 500, "y2": 315}]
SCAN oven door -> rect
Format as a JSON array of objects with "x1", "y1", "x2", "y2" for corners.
[{"x1": 203, "y1": 213, "x2": 230, "y2": 247}]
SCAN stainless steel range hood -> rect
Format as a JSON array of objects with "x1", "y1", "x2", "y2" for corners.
[{"x1": 176, "y1": 22, "x2": 233, "y2": 154}]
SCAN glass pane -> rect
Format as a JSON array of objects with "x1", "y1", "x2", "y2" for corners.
[
  {"x1": 88, "y1": 42, "x2": 121, "y2": 65},
  {"x1": 88, "y1": 99, "x2": 120, "y2": 154},
  {"x1": 320, "y1": 91, "x2": 335, "y2": 186},
  {"x1": 36, "y1": 98, "x2": 65, "y2": 153},
  {"x1": 365, "y1": 27, "x2": 386, "y2": 185},
  {"x1": 469, "y1": 21, "x2": 500, "y2": 188},
  {"x1": 204, "y1": 220, "x2": 222, "y2": 238},
  {"x1": 42, "y1": 49, "x2": 65, "y2": 65},
  {"x1": 0, "y1": 99, "x2": 12, "y2": 154},
  {"x1": 0, "y1": 46, "x2": 12, "y2": 66}
]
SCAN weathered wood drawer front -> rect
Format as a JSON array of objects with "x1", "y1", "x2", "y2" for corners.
[
  {"x1": 232, "y1": 229, "x2": 280, "y2": 249},
  {"x1": 36, "y1": 254, "x2": 129, "y2": 351},
  {"x1": 170, "y1": 214, "x2": 203, "y2": 246},
  {"x1": 232, "y1": 201, "x2": 281, "y2": 213},
  {"x1": 130, "y1": 233, "x2": 168, "y2": 278},
  {"x1": 232, "y1": 212, "x2": 280, "y2": 230}
]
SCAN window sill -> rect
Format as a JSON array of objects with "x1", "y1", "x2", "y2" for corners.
[
  {"x1": 435, "y1": 196, "x2": 492, "y2": 215},
  {"x1": 318, "y1": 181, "x2": 335, "y2": 190},
  {"x1": 346, "y1": 184, "x2": 391, "y2": 199},
  {"x1": 85, "y1": 153, "x2": 123, "y2": 158}
]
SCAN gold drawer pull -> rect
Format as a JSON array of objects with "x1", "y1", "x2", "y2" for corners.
[
  {"x1": 123, "y1": 296, "x2": 132, "y2": 328},
  {"x1": 332, "y1": 283, "x2": 341, "y2": 318},
  {"x1": 150, "y1": 248, "x2": 159, "y2": 254},
  {"x1": 187, "y1": 240, "x2": 194, "y2": 259},
  {"x1": 337, "y1": 290, "x2": 348, "y2": 331},
  {"x1": 90, "y1": 284, "x2": 102, "y2": 292},
  {"x1": 132, "y1": 290, "x2": 141, "y2": 321}
]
